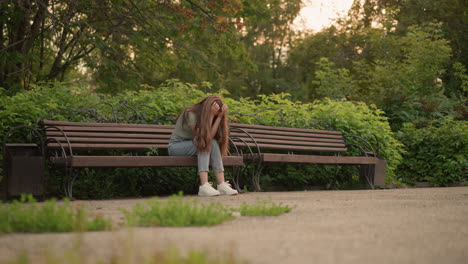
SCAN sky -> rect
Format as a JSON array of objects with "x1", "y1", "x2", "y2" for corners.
[{"x1": 294, "y1": 0, "x2": 355, "y2": 32}]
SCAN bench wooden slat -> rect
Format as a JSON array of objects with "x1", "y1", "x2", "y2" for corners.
[
  {"x1": 46, "y1": 126, "x2": 173, "y2": 133},
  {"x1": 233, "y1": 142, "x2": 347, "y2": 152},
  {"x1": 230, "y1": 123, "x2": 342, "y2": 135},
  {"x1": 230, "y1": 132, "x2": 344, "y2": 143},
  {"x1": 233, "y1": 128, "x2": 344, "y2": 139},
  {"x1": 51, "y1": 155, "x2": 243, "y2": 167},
  {"x1": 43, "y1": 120, "x2": 175, "y2": 129},
  {"x1": 260, "y1": 153, "x2": 379, "y2": 165},
  {"x1": 231, "y1": 137, "x2": 346, "y2": 148},
  {"x1": 47, "y1": 143, "x2": 168, "y2": 150},
  {"x1": 48, "y1": 137, "x2": 169, "y2": 144},
  {"x1": 46, "y1": 131, "x2": 171, "y2": 139}
]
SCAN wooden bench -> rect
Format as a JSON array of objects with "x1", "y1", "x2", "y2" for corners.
[
  {"x1": 42, "y1": 120, "x2": 244, "y2": 199},
  {"x1": 229, "y1": 123, "x2": 386, "y2": 190}
]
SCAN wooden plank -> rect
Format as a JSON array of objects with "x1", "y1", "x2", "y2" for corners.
[
  {"x1": 45, "y1": 126, "x2": 173, "y2": 134},
  {"x1": 260, "y1": 153, "x2": 379, "y2": 165},
  {"x1": 230, "y1": 123, "x2": 342, "y2": 135},
  {"x1": 231, "y1": 137, "x2": 346, "y2": 148},
  {"x1": 43, "y1": 120, "x2": 175, "y2": 129},
  {"x1": 5, "y1": 143, "x2": 38, "y2": 147},
  {"x1": 233, "y1": 128, "x2": 343, "y2": 139},
  {"x1": 230, "y1": 132, "x2": 344, "y2": 143},
  {"x1": 51, "y1": 155, "x2": 243, "y2": 167},
  {"x1": 46, "y1": 131, "x2": 172, "y2": 139},
  {"x1": 47, "y1": 143, "x2": 168, "y2": 150},
  {"x1": 48, "y1": 137, "x2": 170, "y2": 144},
  {"x1": 231, "y1": 142, "x2": 347, "y2": 152}
]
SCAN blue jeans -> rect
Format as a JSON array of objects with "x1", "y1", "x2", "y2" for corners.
[{"x1": 168, "y1": 136, "x2": 224, "y2": 173}]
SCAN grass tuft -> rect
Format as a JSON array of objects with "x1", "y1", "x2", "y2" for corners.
[
  {"x1": 238, "y1": 199, "x2": 293, "y2": 216},
  {"x1": 0, "y1": 194, "x2": 112, "y2": 234},
  {"x1": 123, "y1": 192, "x2": 233, "y2": 227}
]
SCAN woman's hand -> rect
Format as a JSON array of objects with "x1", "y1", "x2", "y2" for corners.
[
  {"x1": 211, "y1": 102, "x2": 220, "y2": 116},
  {"x1": 219, "y1": 104, "x2": 228, "y2": 116}
]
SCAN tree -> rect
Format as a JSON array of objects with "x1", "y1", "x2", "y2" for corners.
[
  {"x1": 345, "y1": 0, "x2": 468, "y2": 98},
  {"x1": 0, "y1": 0, "x2": 245, "y2": 93},
  {"x1": 221, "y1": 0, "x2": 303, "y2": 98}
]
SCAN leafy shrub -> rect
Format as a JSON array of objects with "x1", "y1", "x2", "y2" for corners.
[
  {"x1": 0, "y1": 195, "x2": 112, "y2": 234},
  {"x1": 238, "y1": 199, "x2": 292, "y2": 216},
  {"x1": 226, "y1": 94, "x2": 403, "y2": 188},
  {"x1": 122, "y1": 193, "x2": 233, "y2": 227},
  {"x1": 396, "y1": 119, "x2": 468, "y2": 186}
]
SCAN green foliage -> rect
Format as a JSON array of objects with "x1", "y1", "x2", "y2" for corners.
[
  {"x1": 0, "y1": 0, "x2": 246, "y2": 94},
  {"x1": 396, "y1": 119, "x2": 468, "y2": 186},
  {"x1": 122, "y1": 193, "x2": 234, "y2": 227},
  {"x1": 288, "y1": 16, "x2": 466, "y2": 130},
  {"x1": 227, "y1": 93, "x2": 403, "y2": 187},
  {"x1": 0, "y1": 195, "x2": 112, "y2": 234},
  {"x1": 238, "y1": 199, "x2": 292, "y2": 216},
  {"x1": 1, "y1": 81, "x2": 401, "y2": 196},
  {"x1": 312, "y1": 58, "x2": 358, "y2": 100}
]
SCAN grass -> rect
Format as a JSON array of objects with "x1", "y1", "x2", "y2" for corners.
[
  {"x1": 0, "y1": 194, "x2": 112, "y2": 234},
  {"x1": 238, "y1": 199, "x2": 293, "y2": 216},
  {"x1": 5, "y1": 249, "x2": 244, "y2": 264},
  {"x1": 1, "y1": 193, "x2": 294, "y2": 233},
  {"x1": 4, "y1": 234, "x2": 246, "y2": 264},
  {"x1": 122, "y1": 192, "x2": 234, "y2": 227}
]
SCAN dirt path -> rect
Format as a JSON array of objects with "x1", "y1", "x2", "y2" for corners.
[{"x1": 1, "y1": 187, "x2": 467, "y2": 264}]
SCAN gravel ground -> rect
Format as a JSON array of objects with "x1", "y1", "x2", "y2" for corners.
[{"x1": 1, "y1": 187, "x2": 467, "y2": 264}]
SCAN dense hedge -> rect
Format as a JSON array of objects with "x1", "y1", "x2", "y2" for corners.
[
  {"x1": 225, "y1": 94, "x2": 403, "y2": 189},
  {"x1": 1, "y1": 81, "x2": 404, "y2": 198},
  {"x1": 396, "y1": 119, "x2": 468, "y2": 186}
]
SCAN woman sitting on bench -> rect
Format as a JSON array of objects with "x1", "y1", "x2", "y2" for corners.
[{"x1": 168, "y1": 95, "x2": 239, "y2": 197}]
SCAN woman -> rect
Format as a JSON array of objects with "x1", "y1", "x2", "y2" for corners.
[{"x1": 168, "y1": 95, "x2": 239, "y2": 196}]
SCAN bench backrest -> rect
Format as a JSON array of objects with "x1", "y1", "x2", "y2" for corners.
[
  {"x1": 42, "y1": 120, "x2": 347, "y2": 153},
  {"x1": 229, "y1": 123, "x2": 347, "y2": 153},
  {"x1": 42, "y1": 120, "x2": 174, "y2": 150}
]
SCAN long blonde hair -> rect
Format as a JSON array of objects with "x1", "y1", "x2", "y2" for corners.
[{"x1": 179, "y1": 96, "x2": 229, "y2": 156}]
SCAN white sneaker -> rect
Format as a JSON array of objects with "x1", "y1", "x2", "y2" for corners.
[
  {"x1": 217, "y1": 181, "x2": 239, "y2": 196},
  {"x1": 198, "y1": 182, "x2": 221, "y2": 197}
]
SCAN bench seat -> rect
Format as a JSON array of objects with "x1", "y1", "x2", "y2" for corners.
[
  {"x1": 51, "y1": 155, "x2": 243, "y2": 168},
  {"x1": 42, "y1": 120, "x2": 244, "y2": 199}
]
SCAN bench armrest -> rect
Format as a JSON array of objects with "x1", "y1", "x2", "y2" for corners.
[
  {"x1": 43, "y1": 126, "x2": 74, "y2": 165},
  {"x1": 344, "y1": 133, "x2": 381, "y2": 157},
  {"x1": 229, "y1": 127, "x2": 262, "y2": 158}
]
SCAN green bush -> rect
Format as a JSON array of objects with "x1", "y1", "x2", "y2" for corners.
[
  {"x1": 226, "y1": 94, "x2": 403, "y2": 188},
  {"x1": 396, "y1": 119, "x2": 468, "y2": 186},
  {"x1": 0, "y1": 195, "x2": 112, "y2": 234},
  {"x1": 1, "y1": 82, "x2": 402, "y2": 197}
]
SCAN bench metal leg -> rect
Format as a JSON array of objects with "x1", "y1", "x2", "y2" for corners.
[
  {"x1": 230, "y1": 166, "x2": 243, "y2": 192},
  {"x1": 57, "y1": 165, "x2": 76, "y2": 200},
  {"x1": 359, "y1": 158, "x2": 386, "y2": 187},
  {"x1": 66, "y1": 167, "x2": 78, "y2": 200}
]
